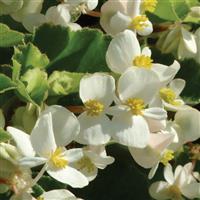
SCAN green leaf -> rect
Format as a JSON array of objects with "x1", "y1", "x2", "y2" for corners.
[
  {"x1": 15, "y1": 79, "x2": 36, "y2": 105},
  {"x1": 33, "y1": 24, "x2": 111, "y2": 73},
  {"x1": 12, "y1": 42, "x2": 49, "y2": 79},
  {"x1": 20, "y1": 68, "x2": 48, "y2": 105},
  {"x1": 152, "y1": 0, "x2": 191, "y2": 21},
  {"x1": 0, "y1": 74, "x2": 16, "y2": 94},
  {"x1": 0, "y1": 128, "x2": 11, "y2": 142},
  {"x1": 0, "y1": 23, "x2": 24, "y2": 47}
]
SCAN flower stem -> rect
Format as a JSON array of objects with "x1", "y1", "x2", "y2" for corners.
[{"x1": 86, "y1": 11, "x2": 101, "y2": 17}]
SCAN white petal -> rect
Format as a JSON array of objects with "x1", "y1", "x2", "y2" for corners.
[
  {"x1": 129, "y1": 145, "x2": 160, "y2": 168},
  {"x1": 149, "y1": 181, "x2": 171, "y2": 200},
  {"x1": 143, "y1": 108, "x2": 167, "y2": 120},
  {"x1": 100, "y1": 0, "x2": 127, "y2": 35},
  {"x1": 118, "y1": 68, "x2": 160, "y2": 103},
  {"x1": 31, "y1": 113, "x2": 57, "y2": 157},
  {"x1": 175, "y1": 108, "x2": 200, "y2": 143},
  {"x1": 7, "y1": 127, "x2": 35, "y2": 157},
  {"x1": 141, "y1": 47, "x2": 152, "y2": 57},
  {"x1": 80, "y1": 73, "x2": 115, "y2": 107},
  {"x1": 181, "y1": 182, "x2": 200, "y2": 199},
  {"x1": 87, "y1": 0, "x2": 98, "y2": 10},
  {"x1": 148, "y1": 133, "x2": 174, "y2": 153},
  {"x1": 106, "y1": 30, "x2": 141, "y2": 74},
  {"x1": 84, "y1": 150, "x2": 114, "y2": 169},
  {"x1": 47, "y1": 166, "x2": 88, "y2": 188},
  {"x1": 41, "y1": 105, "x2": 80, "y2": 147},
  {"x1": 137, "y1": 20, "x2": 153, "y2": 36},
  {"x1": 164, "y1": 164, "x2": 175, "y2": 185},
  {"x1": 75, "y1": 113, "x2": 111, "y2": 145},
  {"x1": 129, "y1": 133, "x2": 174, "y2": 168},
  {"x1": 152, "y1": 60, "x2": 180, "y2": 85},
  {"x1": 174, "y1": 166, "x2": 187, "y2": 187},
  {"x1": 46, "y1": 4, "x2": 71, "y2": 26},
  {"x1": 112, "y1": 114, "x2": 150, "y2": 148},
  {"x1": 110, "y1": 11, "x2": 131, "y2": 35},
  {"x1": 40, "y1": 189, "x2": 77, "y2": 199},
  {"x1": 145, "y1": 118, "x2": 166, "y2": 133},
  {"x1": 19, "y1": 157, "x2": 47, "y2": 168},
  {"x1": 148, "y1": 163, "x2": 159, "y2": 179},
  {"x1": 169, "y1": 79, "x2": 185, "y2": 97},
  {"x1": 64, "y1": 148, "x2": 83, "y2": 163},
  {"x1": 68, "y1": 22, "x2": 82, "y2": 31},
  {"x1": 22, "y1": 13, "x2": 46, "y2": 32},
  {"x1": 106, "y1": 105, "x2": 130, "y2": 116},
  {"x1": 181, "y1": 27, "x2": 197, "y2": 54}
]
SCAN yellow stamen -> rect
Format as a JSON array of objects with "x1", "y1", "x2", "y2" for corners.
[
  {"x1": 142, "y1": 0, "x2": 158, "y2": 13},
  {"x1": 76, "y1": 156, "x2": 95, "y2": 173},
  {"x1": 125, "y1": 98, "x2": 145, "y2": 115},
  {"x1": 168, "y1": 185, "x2": 182, "y2": 200},
  {"x1": 159, "y1": 88, "x2": 181, "y2": 106},
  {"x1": 50, "y1": 147, "x2": 68, "y2": 169},
  {"x1": 133, "y1": 55, "x2": 153, "y2": 69},
  {"x1": 130, "y1": 15, "x2": 148, "y2": 31},
  {"x1": 160, "y1": 149, "x2": 174, "y2": 166},
  {"x1": 84, "y1": 100, "x2": 104, "y2": 116}
]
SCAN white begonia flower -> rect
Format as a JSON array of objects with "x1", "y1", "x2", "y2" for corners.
[
  {"x1": 11, "y1": 0, "x2": 44, "y2": 22},
  {"x1": 149, "y1": 163, "x2": 200, "y2": 200},
  {"x1": 22, "y1": 4, "x2": 81, "y2": 32},
  {"x1": 100, "y1": 0, "x2": 157, "y2": 36},
  {"x1": 106, "y1": 30, "x2": 180, "y2": 84},
  {"x1": 169, "y1": 107, "x2": 200, "y2": 151},
  {"x1": 129, "y1": 132, "x2": 175, "y2": 179},
  {"x1": 69, "y1": 146, "x2": 114, "y2": 181},
  {"x1": 7, "y1": 105, "x2": 89, "y2": 188},
  {"x1": 75, "y1": 73, "x2": 115, "y2": 146},
  {"x1": 109, "y1": 68, "x2": 167, "y2": 148},
  {"x1": 64, "y1": 0, "x2": 98, "y2": 13},
  {"x1": 150, "y1": 78, "x2": 186, "y2": 111},
  {"x1": 158, "y1": 25, "x2": 197, "y2": 60}
]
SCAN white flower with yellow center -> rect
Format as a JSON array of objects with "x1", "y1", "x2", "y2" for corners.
[
  {"x1": 149, "y1": 163, "x2": 200, "y2": 200},
  {"x1": 100, "y1": 0, "x2": 156, "y2": 36},
  {"x1": 129, "y1": 131, "x2": 175, "y2": 179},
  {"x1": 22, "y1": 4, "x2": 81, "y2": 32},
  {"x1": 68, "y1": 145, "x2": 114, "y2": 181},
  {"x1": 7, "y1": 105, "x2": 88, "y2": 188},
  {"x1": 109, "y1": 68, "x2": 167, "y2": 148},
  {"x1": 106, "y1": 30, "x2": 180, "y2": 85},
  {"x1": 150, "y1": 78, "x2": 186, "y2": 111},
  {"x1": 75, "y1": 73, "x2": 115, "y2": 145}
]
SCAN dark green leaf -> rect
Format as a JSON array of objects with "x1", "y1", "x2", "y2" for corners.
[{"x1": 33, "y1": 24, "x2": 111, "y2": 73}]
